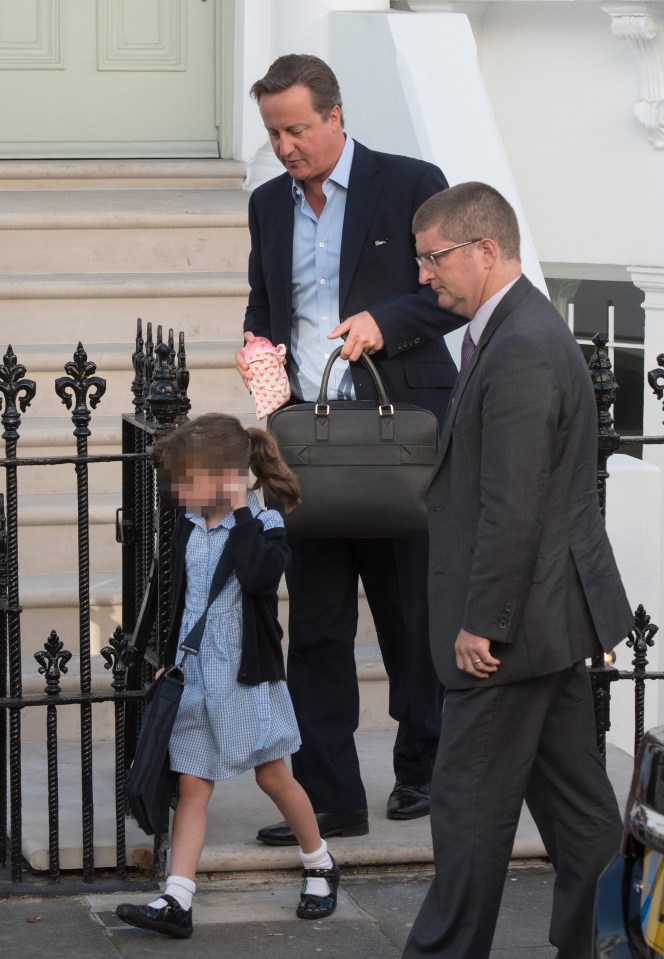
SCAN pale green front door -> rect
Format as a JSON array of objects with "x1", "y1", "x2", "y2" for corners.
[{"x1": 0, "y1": 0, "x2": 226, "y2": 158}]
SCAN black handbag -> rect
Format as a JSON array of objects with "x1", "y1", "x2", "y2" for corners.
[
  {"x1": 266, "y1": 346, "x2": 438, "y2": 538},
  {"x1": 124, "y1": 543, "x2": 235, "y2": 835}
]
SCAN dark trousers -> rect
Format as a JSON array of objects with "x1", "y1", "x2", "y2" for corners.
[
  {"x1": 402, "y1": 661, "x2": 622, "y2": 959},
  {"x1": 285, "y1": 535, "x2": 443, "y2": 812}
]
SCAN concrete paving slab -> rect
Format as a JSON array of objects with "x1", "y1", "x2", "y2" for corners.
[
  {"x1": 0, "y1": 894, "x2": 119, "y2": 959},
  {"x1": 0, "y1": 865, "x2": 574, "y2": 959}
]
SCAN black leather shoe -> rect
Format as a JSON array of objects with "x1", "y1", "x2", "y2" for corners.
[
  {"x1": 386, "y1": 782, "x2": 431, "y2": 820},
  {"x1": 257, "y1": 809, "x2": 369, "y2": 846},
  {"x1": 116, "y1": 894, "x2": 193, "y2": 939},
  {"x1": 296, "y1": 854, "x2": 341, "y2": 920}
]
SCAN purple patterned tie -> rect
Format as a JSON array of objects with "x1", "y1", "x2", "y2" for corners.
[{"x1": 460, "y1": 326, "x2": 476, "y2": 374}]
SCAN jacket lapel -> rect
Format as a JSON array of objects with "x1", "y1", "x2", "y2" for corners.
[
  {"x1": 432, "y1": 276, "x2": 534, "y2": 476},
  {"x1": 272, "y1": 175, "x2": 296, "y2": 317},
  {"x1": 339, "y1": 142, "x2": 381, "y2": 316}
]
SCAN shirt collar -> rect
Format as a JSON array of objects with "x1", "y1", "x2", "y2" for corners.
[
  {"x1": 468, "y1": 275, "x2": 521, "y2": 347},
  {"x1": 290, "y1": 135, "x2": 355, "y2": 202}
]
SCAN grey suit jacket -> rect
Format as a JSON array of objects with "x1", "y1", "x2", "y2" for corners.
[{"x1": 427, "y1": 275, "x2": 633, "y2": 690}]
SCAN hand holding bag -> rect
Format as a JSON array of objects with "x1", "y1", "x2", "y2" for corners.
[
  {"x1": 124, "y1": 543, "x2": 235, "y2": 835},
  {"x1": 266, "y1": 346, "x2": 438, "y2": 538}
]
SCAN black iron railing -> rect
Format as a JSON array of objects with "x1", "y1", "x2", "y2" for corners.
[
  {"x1": 0, "y1": 321, "x2": 187, "y2": 892},
  {"x1": 1, "y1": 321, "x2": 664, "y2": 891},
  {"x1": 588, "y1": 332, "x2": 664, "y2": 761}
]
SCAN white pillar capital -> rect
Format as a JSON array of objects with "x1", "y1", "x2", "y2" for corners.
[{"x1": 629, "y1": 266, "x2": 664, "y2": 437}]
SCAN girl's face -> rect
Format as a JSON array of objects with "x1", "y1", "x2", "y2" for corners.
[{"x1": 171, "y1": 461, "x2": 246, "y2": 518}]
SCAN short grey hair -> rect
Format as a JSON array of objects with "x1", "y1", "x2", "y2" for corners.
[{"x1": 413, "y1": 182, "x2": 521, "y2": 261}]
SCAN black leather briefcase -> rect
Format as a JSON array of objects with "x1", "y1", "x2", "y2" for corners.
[{"x1": 266, "y1": 347, "x2": 438, "y2": 538}]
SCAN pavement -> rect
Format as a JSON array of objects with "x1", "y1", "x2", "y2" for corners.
[
  {"x1": 0, "y1": 864, "x2": 557, "y2": 958},
  {"x1": 1, "y1": 732, "x2": 633, "y2": 957}
]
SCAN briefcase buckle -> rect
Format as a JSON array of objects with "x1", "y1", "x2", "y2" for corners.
[
  {"x1": 314, "y1": 403, "x2": 330, "y2": 416},
  {"x1": 379, "y1": 404, "x2": 395, "y2": 416}
]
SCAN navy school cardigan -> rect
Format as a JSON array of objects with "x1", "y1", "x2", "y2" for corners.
[{"x1": 163, "y1": 507, "x2": 289, "y2": 686}]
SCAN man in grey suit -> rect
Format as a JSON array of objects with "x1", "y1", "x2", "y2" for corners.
[{"x1": 403, "y1": 182, "x2": 633, "y2": 959}]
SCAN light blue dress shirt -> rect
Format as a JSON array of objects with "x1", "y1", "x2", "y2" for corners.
[{"x1": 289, "y1": 136, "x2": 356, "y2": 401}]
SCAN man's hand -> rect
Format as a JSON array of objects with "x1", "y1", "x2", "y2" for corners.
[
  {"x1": 455, "y1": 628, "x2": 501, "y2": 678},
  {"x1": 235, "y1": 331, "x2": 256, "y2": 390},
  {"x1": 329, "y1": 311, "x2": 384, "y2": 362}
]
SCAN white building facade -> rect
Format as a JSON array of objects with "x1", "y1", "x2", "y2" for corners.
[{"x1": 1, "y1": 0, "x2": 662, "y2": 753}]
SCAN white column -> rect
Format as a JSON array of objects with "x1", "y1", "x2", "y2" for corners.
[
  {"x1": 630, "y1": 267, "x2": 664, "y2": 443},
  {"x1": 628, "y1": 266, "x2": 664, "y2": 729}
]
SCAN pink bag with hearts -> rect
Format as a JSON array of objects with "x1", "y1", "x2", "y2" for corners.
[{"x1": 241, "y1": 337, "x2": 291, "y2": 420}]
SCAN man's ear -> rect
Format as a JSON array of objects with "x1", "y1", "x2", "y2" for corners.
[{"x1": 477, "y1": 237, "x2": 500, "y2": 267}]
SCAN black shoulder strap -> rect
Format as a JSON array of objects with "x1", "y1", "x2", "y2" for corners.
[{"x1": 178, "y1": 542, "x2": 235, "y2": 657}]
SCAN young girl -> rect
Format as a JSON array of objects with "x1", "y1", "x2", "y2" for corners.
[{"x1": 116, "y1": 413, "x2": 339, "y2": 939}]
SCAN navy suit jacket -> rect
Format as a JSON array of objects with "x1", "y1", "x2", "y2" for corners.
[{"x1": 244, "y1": 140, "x2": 466, "y2": 423}]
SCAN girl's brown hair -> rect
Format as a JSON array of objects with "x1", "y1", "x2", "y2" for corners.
[{"x1": 153, "y1": 413, "x2": 300, "y2": 512}]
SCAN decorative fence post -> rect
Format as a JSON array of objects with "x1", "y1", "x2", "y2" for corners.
[
  {"x1": 587, "y1": 333, "x2": 621, "y2": 761},
  {"x1": 0, "y1": 493, "x2": 7, "y2": 870},
  {"x1": 55, "y1": 343, "x2": 106, "y2": 883},
  {"x1": 0, "y1": 347, "x2": 36, "y2": 881}
]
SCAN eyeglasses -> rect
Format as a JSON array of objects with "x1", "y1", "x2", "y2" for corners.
[{"x1": 415, "y1": 238, "x2": 482, "y2": 269}]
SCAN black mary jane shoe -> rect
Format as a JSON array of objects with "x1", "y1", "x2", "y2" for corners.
[
  {"x1": 296, "y1": 855, "x2": 341, "y2": 920},
  {"x1": 116, "y1": 894, "x2": 193, "y2": 939}
]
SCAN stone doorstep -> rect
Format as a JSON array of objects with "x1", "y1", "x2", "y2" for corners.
[
  {"x1": 5, "y1": 344, "x2": 255, "y2": 418},
  {"x1": 0, "y1": 187, "x2": 250, "y2": 229},
  {"x1": 12, "y1": 415, "x2": 123, "y2": 449},
  {"x1": 17, "y1": 490, "x2": 120, "y2": 525},
  {"x1": 0, "y1": 158, "x2": 247, "y2": 191},
  {"x1": 0, "y1": 226, "x2": 250, "y2": 278},
  {"x1": 12, "y1": 734, "x2": 635, "y2": 875},
  {"x1": 11, "y1": 412, "x2": 257, "y2": 451},
  {"x1": 18, "y1": 644, "x2": 390, "y2": 694},
  {"x1": 11, "y1": 340, "x2": 242, "y2": 372},
  {"x1": 17, "y1": 644, "x2": 393, "y2": 743},
  {"x1": 0, "y1": 270, "x2": 249, "y2": 300}
]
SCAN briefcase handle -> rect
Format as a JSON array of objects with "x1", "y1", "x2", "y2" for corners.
[{"x1": 317, "y1": 346, "x2": 392, "y2": 412}]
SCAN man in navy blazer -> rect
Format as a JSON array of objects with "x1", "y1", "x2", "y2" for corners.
[
  {"x1": 236, "y1": 54, "x2": 464, "y2": 842},
  {"x1": 403, "y1": 182, "x2": 631, "y2": 958}
]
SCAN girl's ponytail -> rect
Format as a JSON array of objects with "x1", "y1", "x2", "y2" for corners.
[{"x1": 247, "y1": 428, "x2": 301, "y2": 513}]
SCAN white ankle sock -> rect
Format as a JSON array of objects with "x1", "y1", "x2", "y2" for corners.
[
  {"x1": 299, "y1": 840, "x2": 334, "y2": 897},
  {"x1": 149, "y1": 875, "x2": 196, "y2": 912}
]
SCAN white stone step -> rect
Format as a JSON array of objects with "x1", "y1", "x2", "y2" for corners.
[
  {"x1": 16, "y1": 643, "x2": 390, "y2": 743},
  {"x1": 0, "y1": 158, "x2": 247, "y2": 191},
  {"x1": 18, "y1": 733, "x2": 638, "y2": 874},
  {"x1": 0, "y1": 189, "x2": 250, "y2": 275},
  {"x1": 2, "y1": 341, "x2": 254, "y2": 419},
  {"x1": 6, "y1": 416, "x2": 122, "y2": 493},
  {"x1": 17, "y1": 568, "x2": 379, "y2": 660},
  {"x1": 0, "y1": 271, "x2": 249, "y2": 345},
  {"x1": 18, "y1": 570, "x2": 122, "y2": 661},
  {"x1": 15, "y1": 491, "x2": 121, "y2": 576}
]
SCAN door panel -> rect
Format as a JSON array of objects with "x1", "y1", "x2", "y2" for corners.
[{"x1": 0, "y1": 0, "x2": 220, "y2": 157}]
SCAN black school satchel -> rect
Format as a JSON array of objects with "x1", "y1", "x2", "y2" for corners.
[
  {"x1": 125, "y1": 542, "x2": 235, "y2": 835},
  {"x1": 266, "y1": 346, "x2": 438, "y2": 538}
]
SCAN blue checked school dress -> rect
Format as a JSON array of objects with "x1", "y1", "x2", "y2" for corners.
[{"x1": 168, "y1": 492, "x2": 301, "y2": 781}]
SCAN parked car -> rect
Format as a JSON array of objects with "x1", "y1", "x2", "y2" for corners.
[{"x1": 594, "y1": 725, "x2": 664, "y2": 957}]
